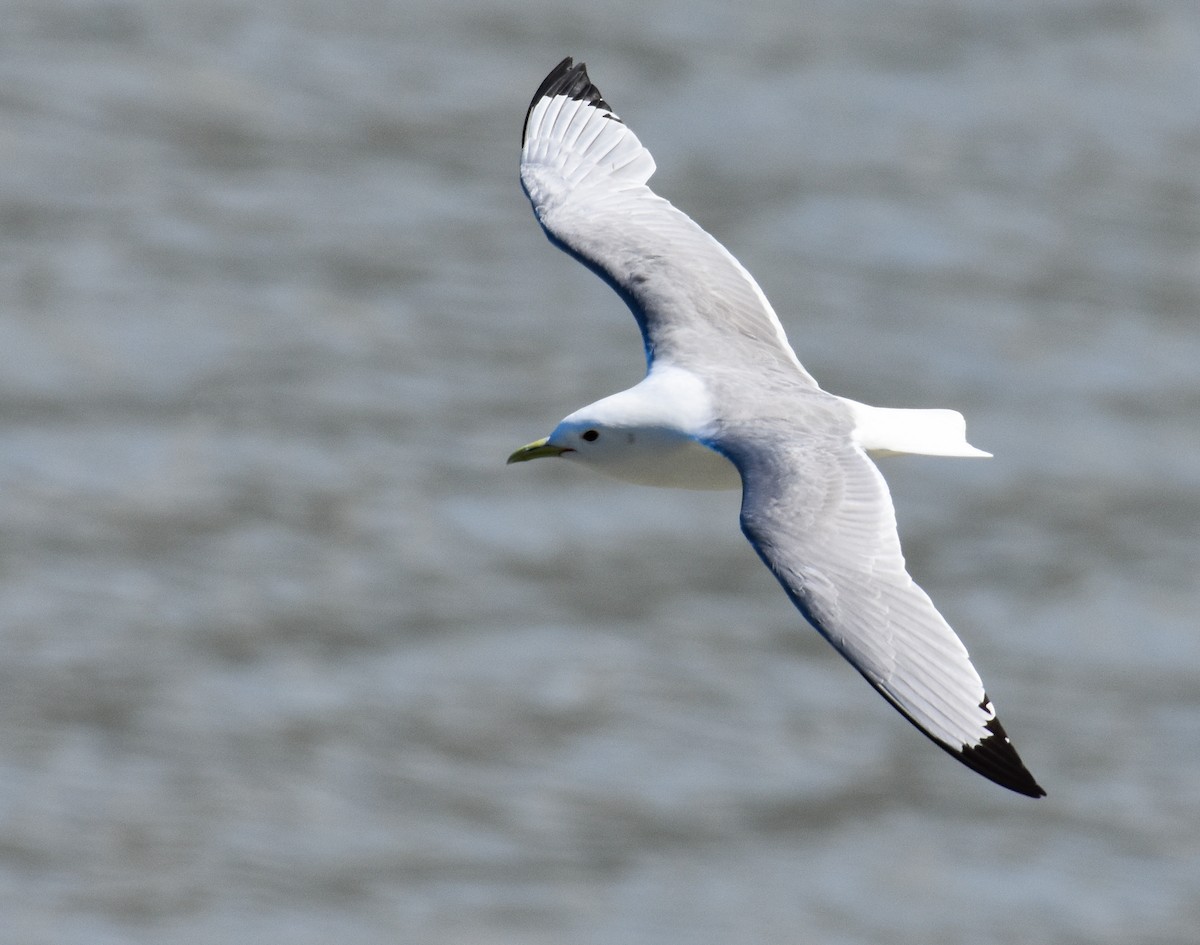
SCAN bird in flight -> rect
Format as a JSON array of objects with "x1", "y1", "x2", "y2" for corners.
[{"x1": 508, "y1": 57, "x2": 1044, "y2": 798}]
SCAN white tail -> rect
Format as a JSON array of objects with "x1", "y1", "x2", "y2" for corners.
[{"x1": 841, "y1": 398, "x2": 992, "y2": 459}]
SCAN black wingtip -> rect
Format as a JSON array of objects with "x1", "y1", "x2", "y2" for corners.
[
  {"x1": 952, "y1": 708, "x2": 1047, "y2": 798},
  {"x1": 873, "y1": 685, "x2": 1045, "y2": 798},
  {"x1": 522, "y1": 57, "x2": 621, "y2": 144}
]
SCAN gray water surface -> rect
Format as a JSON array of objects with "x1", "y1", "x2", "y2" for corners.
[{"x1": 2, "y1": 1, "x2": 1198, "y2": 943}]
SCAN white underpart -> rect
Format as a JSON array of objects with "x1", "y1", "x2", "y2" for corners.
[{"x1": 558, "y1": 385, "x2": 993, "y2": 491}]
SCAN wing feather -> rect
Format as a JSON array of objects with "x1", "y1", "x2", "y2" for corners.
[
  {"x1": 727, "y1": 427, "x2": 1045, "y2": 797},
  {"x1": 521, "y1": 59, "x2": 815, "y2": 381}
]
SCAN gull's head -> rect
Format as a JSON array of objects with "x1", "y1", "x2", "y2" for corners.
[
  {"x1": 508, "y1": 367, "x2": 710, "y2": 474},
  {"x1": 506, "y1": 384, "x2": 739, "y2": 491},
  {"x1": 506, "y1": 411, "x2": 627, "y2": 470}
]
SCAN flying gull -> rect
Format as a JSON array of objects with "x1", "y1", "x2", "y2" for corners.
[{"x1": 508, "y1": 57, "x2": 1044, "y2": 798}]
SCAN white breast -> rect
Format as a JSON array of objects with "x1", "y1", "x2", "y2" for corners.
[{"x1": 591, "y1": 433, "x2": 741, "y2": 490}]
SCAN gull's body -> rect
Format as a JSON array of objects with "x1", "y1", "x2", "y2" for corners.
[{"x1": 508, "y1": 58, "x2": 1044, "y2": 797}]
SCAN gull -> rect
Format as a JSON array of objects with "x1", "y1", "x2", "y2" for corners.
[{"x1": 507, "y1": 58, "x2": 1044, "y2": 798}]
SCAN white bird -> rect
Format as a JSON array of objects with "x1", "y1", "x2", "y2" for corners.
[{"x1": 508, "y1": 58, "x2": 1044, "y2": 798}]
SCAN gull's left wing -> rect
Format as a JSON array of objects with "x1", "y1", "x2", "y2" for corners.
[{"x1": 724, "y1": 421, "x2": 1045, "y2": 798}]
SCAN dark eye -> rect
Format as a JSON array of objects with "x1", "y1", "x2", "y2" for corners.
[{"x1": 581, "y1": 429, "x2": 599, "y2": 442}]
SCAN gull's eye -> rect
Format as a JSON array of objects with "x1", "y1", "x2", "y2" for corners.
[{"x1": 581, "y1": 429, "x2": 599, "y2": 442}]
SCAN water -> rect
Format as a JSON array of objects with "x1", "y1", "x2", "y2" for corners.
[{"x1": 1, "y1": 1, "x2": 1198, "y2": 942}]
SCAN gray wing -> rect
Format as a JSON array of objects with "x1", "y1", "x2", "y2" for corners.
[
  {"x1": 521, "y1": 58, "x2": 818, "y2": 382},
  {"x1": 726, "y1": 423, "x2": 1045, "y2": 797}
]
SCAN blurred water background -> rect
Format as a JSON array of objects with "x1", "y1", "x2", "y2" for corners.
[{"x1": 2, "y1": 1, "x2": 1198, "y2": 942}]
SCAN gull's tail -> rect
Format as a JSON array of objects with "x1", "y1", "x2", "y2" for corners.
[{"x1": 841, "y1": 398, "x2": 992, "y2": 459}]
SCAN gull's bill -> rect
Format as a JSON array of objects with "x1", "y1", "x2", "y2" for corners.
[
  {"x1": 507, "y1": 437, "x2": 571, "y2": 463},
  {"x1": 510, "y1": 58, "x2": 1044, "y2": 798}
]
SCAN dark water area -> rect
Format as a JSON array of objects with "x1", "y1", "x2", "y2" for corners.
[{"x1": 1, "y1": 1, "x2": 1198, "y2": 942}]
